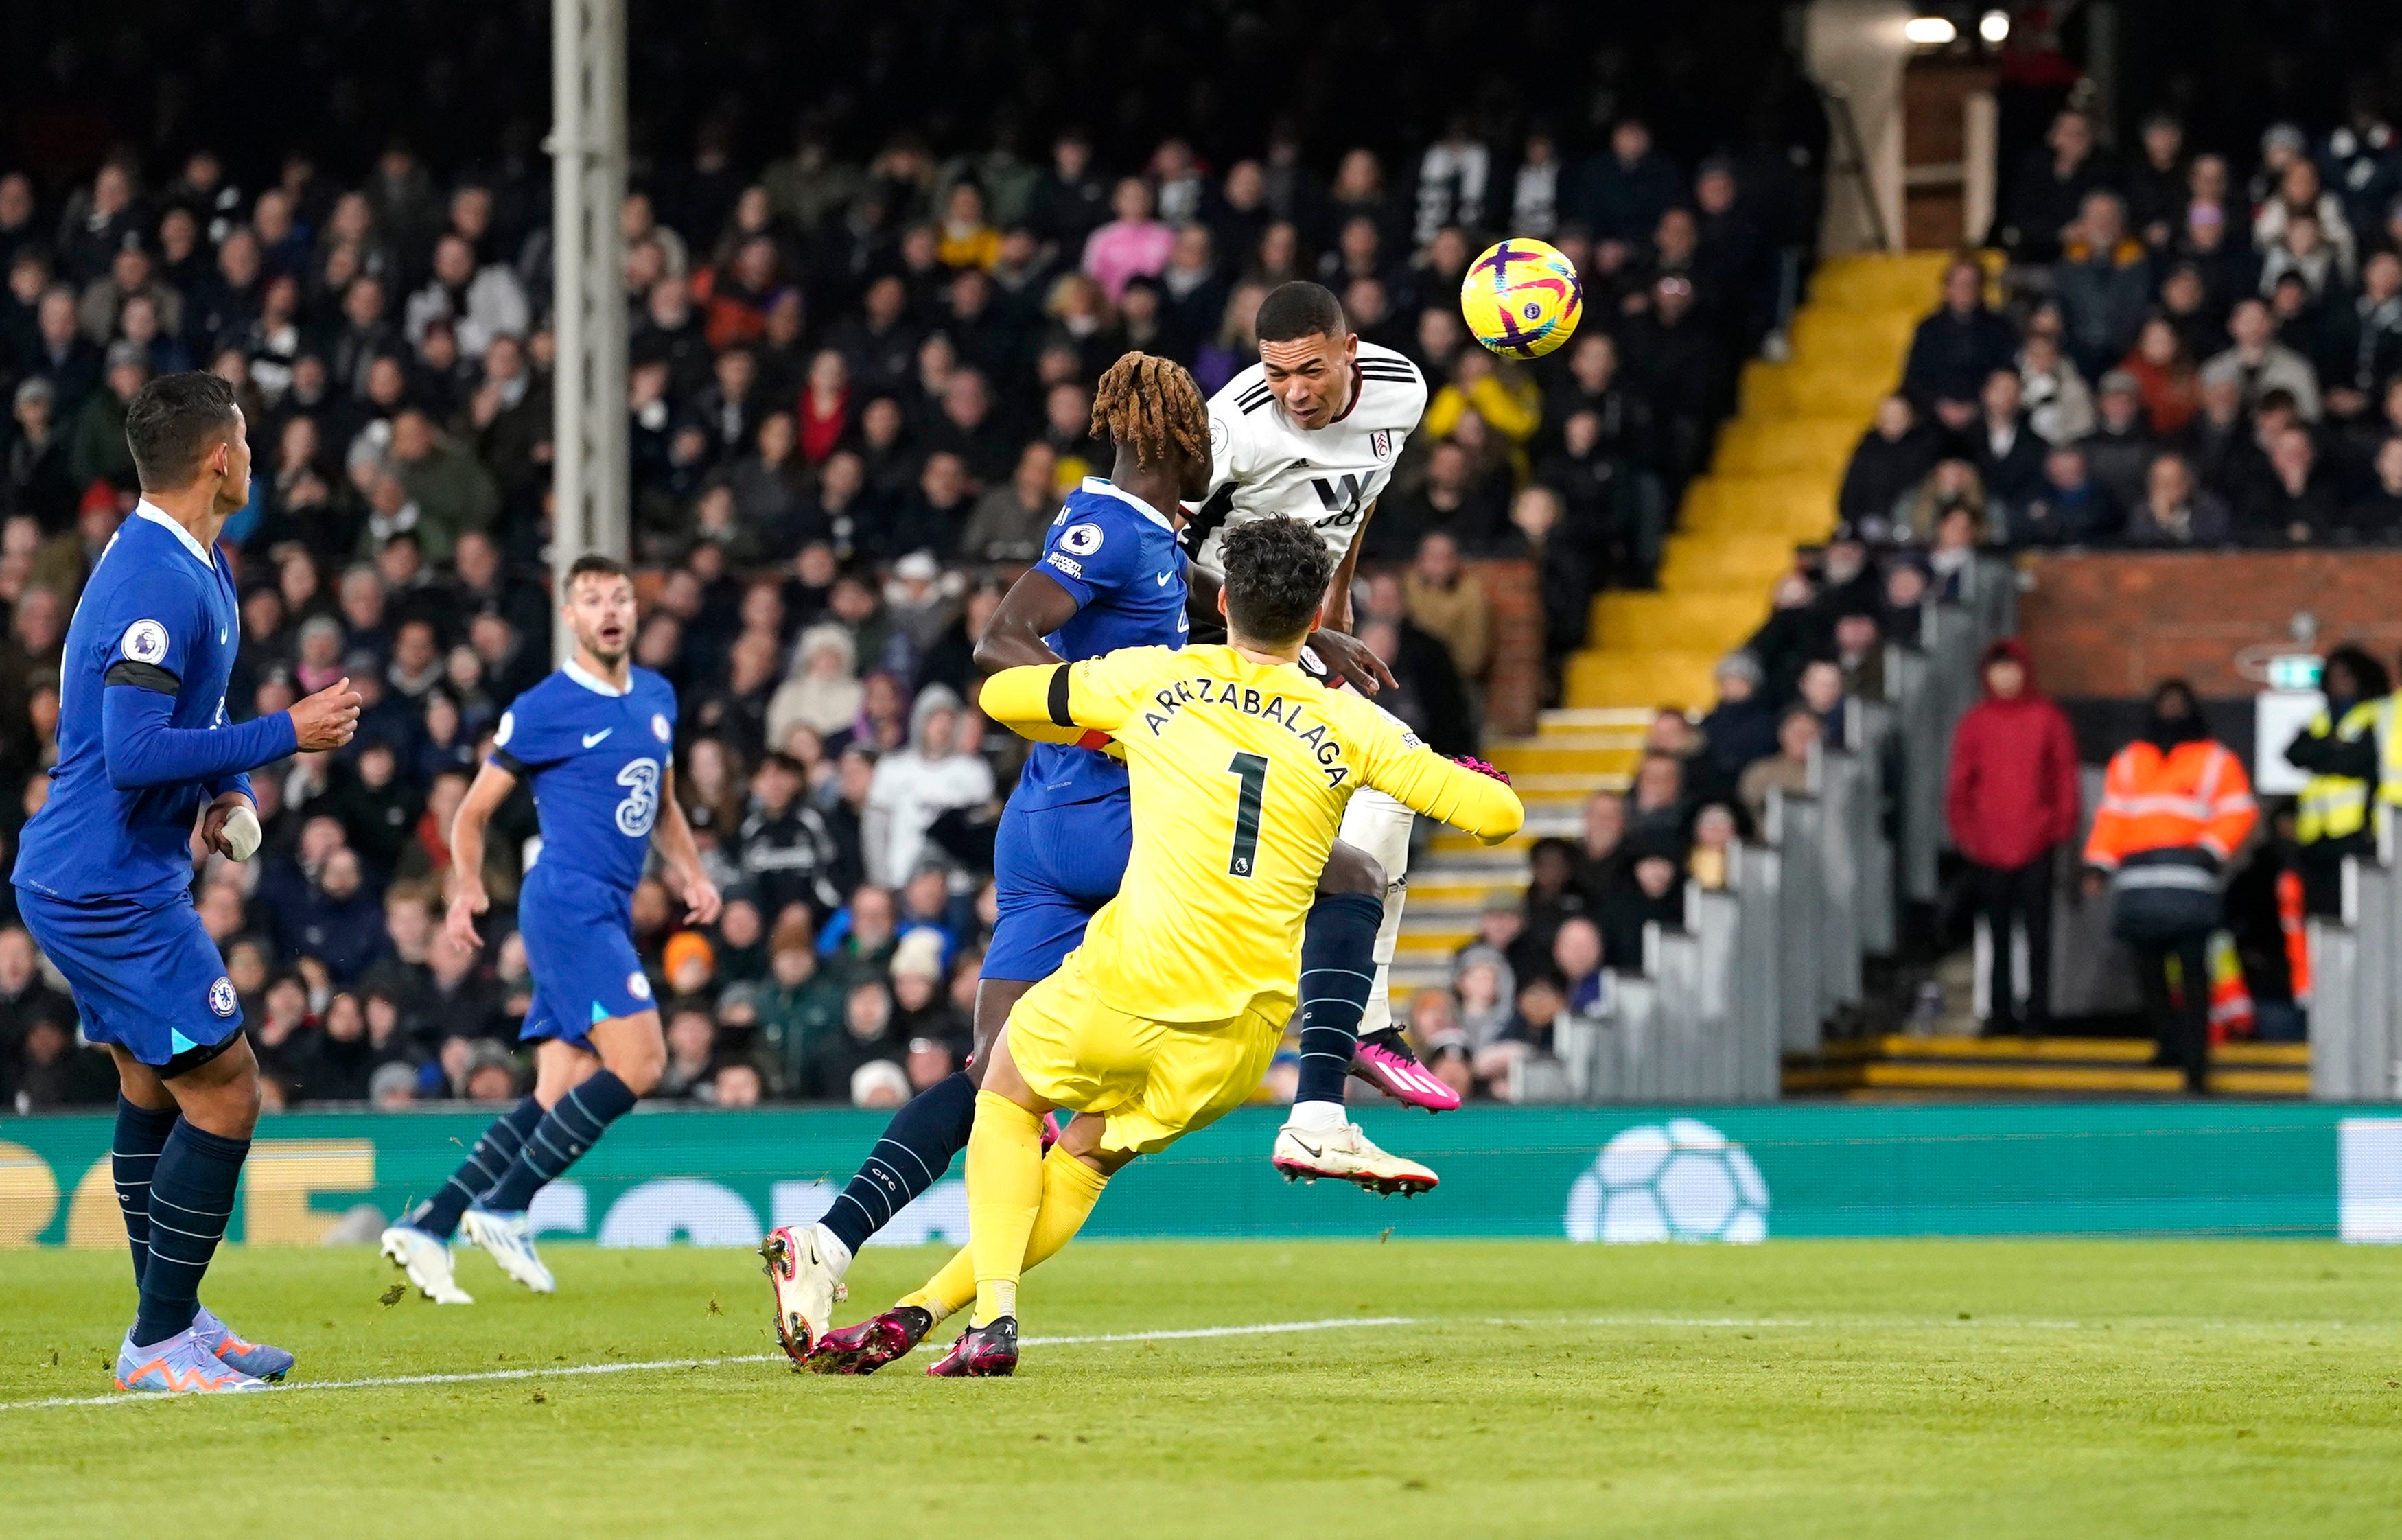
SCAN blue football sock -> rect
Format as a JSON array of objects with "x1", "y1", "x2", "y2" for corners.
[
  {"x1": 1294, "y1": 892, "x2": 1386, "y2": 1108},
  {"x1": 133, "y1": 1123, "x2": 249, "y2": 1349},
  {"x1": 819, "y1": 1070, "x2": 977, "y2": 1257},
  {"x1": 113, "y1": 1097, "x2": 180, "y2": 1289},
  {"x1": 409, "y1": 1094, "x2": 545, "y2": 1239},
  {"x1": 477, "y1": 1072, "x2": 638, "y2": 1214}
]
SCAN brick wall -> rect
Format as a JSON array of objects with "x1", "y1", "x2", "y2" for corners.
[
  {"x1": 1470, "y1": 558, "x2": 1540, "y2": 737},
  {"x1": 2016, "y1": 550, "x2": 2402, "y2": 698}
]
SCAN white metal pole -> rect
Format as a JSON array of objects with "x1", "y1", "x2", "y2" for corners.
[{"x1": 550, "y1": 0, "x2": 629, "y2": 661}]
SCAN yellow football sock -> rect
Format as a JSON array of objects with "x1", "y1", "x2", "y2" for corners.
[
  {"x1": 907, "y1": 1144, "x2": 1113, "y2": 1323},
  {"x1": 1025, "y1": 1142, "x2": 1110, "y2": 1267},
  {"x1": 966, "y1": 1091, "x2": 1045, "y2": 1327}
]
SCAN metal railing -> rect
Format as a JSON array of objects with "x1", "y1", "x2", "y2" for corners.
[
  {"x1": 2310, "y1": 837, "x2": 2402, "y2": 1100},
  {"x1": 1548, "y1": 556, "x2": 2017, "y2": 1102}
]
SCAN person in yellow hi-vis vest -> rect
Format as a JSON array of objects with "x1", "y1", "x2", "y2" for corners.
[{"x1": 2282, "y1": 645, "x2": 2388, "y2": 915}]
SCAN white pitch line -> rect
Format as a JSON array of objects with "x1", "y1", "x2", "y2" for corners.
[
  {"x1": 10, "y1": 1310, "x2": 2394, "y2": 1412},
  {"x1": 0, "y1": 1316, "x2": 1421, "y2": 1412}
]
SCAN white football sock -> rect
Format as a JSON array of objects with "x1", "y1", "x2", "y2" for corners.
[
  {"x1": 810, "y1": 1222, "x2": 854, "y2": 1281},
  {"x1": 1287, "y1": 1099, "x2": 1347, "y2": 1133}
]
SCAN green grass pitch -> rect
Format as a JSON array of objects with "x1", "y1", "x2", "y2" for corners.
[{"x1": 8, "y1": 1239, "x2": 2402, "y2": 1538}]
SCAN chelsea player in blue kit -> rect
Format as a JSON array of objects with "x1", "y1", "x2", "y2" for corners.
[
  {"x1": 380, "y1": 555, "x2": 720, "y2": 1303},
  {"x1": 14, "y1": 373, "x2": 363, "y2": 1393},
  {"x1": 762, "y1": 354, "x2": 1395, "y2": 1368}
]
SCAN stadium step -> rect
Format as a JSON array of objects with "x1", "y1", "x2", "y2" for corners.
[
  {"x1": 1676, "y1": 474, "x2": 1841, "y2": 541},
  {"x1": 1738, "y1": 358, "x2": 1890, "y2": 420},
  {"x1": 1710, "y1": 416, "x2": 1863, "y2": 478},
  {"x1": 1560, "y1": 251, "x2": 1933, "y2": 747},
  {"x1": 1587, "y1": 590, "x2": 1771, "y2": 653},
  {"x1": 1563, "y1": 649, "x2": 1722, "y2": 711},
  {"x1": 1782, "y1": 1035, "x2": 2311, "y2": 1099}
]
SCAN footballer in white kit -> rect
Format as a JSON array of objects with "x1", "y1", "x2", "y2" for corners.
[{"x1": 1185, "y1": 283, "x2": 1473, "y2": 1181}]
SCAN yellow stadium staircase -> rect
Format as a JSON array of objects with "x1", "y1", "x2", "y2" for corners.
[{"x1": 1388, "y1": 253, "x2": 1952, "y2": 1003}]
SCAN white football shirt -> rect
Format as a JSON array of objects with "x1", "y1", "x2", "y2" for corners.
[{"x1": 1189, "y1": 340, "x2": 1428, "y2": 575}]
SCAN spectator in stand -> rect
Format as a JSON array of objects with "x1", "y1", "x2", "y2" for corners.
[
  {"x1": 2124, "y1": 112, "x2": 2189, "y2": 248},
  {"x1": 2083, "y1": 371, "x2": 2156, "y2": 513},
  {"x1": 2241, "y1": 425, "x2": 2341, "y2": 546},
  {"x1": 1839, "y1": 395, "x2": 1939, "y2": 535},
  {"x1": 2120, "y1": 315, "x2": 2201, "y2": 438},
  {"x1": 861, "y1": 685, "x2": 992, "y2": 887},
  {"x1": 804, "y1": 977, "x2": 905, "y2": 1101},
  {"x1": 2123, "y1": 452, "x2": 2233, "y2": 547},
  {"x1": 1624, "y1": 751, "x2": 1691, "y2": 852},
  {"x1": 2083, "y1": 680, "x2": 2258, "y2": 1094},
  {"x1": 2202, "y1": 297, "x2": 2322, "y2": 420},
  {"x1": 1696, "y1": 651, "x2": 1776, "y2": 802},
  {"x1": 2018, "y1": 328, "x2": 2095, "y2": 448},
  {"x1": 1401, "y1": 532, "x2": 1490, "y2": 688},
  {"x1": 2053, "y1": 192, "x2": 2152, "y2": 381},
  {"x1": 1903, "y1": 258, "x2": 2019, "y2": 434},
  {"x1": 2004, "y1": 109, "x2": 2110, "y2": 262},
  {"x1": 2330, "y1": 250, "x2": 2402, "y2": 424},
  {"x1": 1575, "y1": 787, "x2": 1629, "y2": 905},
  {"x1": 958, "y1": 442, "x2": 1060, "y2": 565},
  {"x1": 1970, "y1": 368, "x2": 2047, "y2": 522},
  {"x1": 1899, "y1": 457, "x2": 1991, "y2": 547},
  {"x1": 1737, "y1": 708, "x2": 1819, "y2": 825},
  {"x1": 1081, "y1": 179, "x2": 1174, "y2": 303},
  {"x1": 1593, "y1": 845, "x2": 1683, "y2": 972},
  {"x1": 1578, "y1": 119, "x2": 1683, "y2": 253},
  {"x1": 1945, "y1": 640, "x2": 2080, "y2": 1036},
  {"x1": 2348, "y1": 436, "x2": 2402, "y2": 539},
  {"x1": 2014, "y1": 443, "x2": 2120, "y2": 548}
]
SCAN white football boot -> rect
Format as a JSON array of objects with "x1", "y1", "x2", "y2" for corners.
[
  {"x1": 381, "y1": 1223, "x2": 474, "y2": 1305},
  {"x1": 1272, "y1": 1121, "x2": 1439, "y2": 1197},
  {"x1": 459, "y1": 1205, "x2": 556, "y2": 1294}
]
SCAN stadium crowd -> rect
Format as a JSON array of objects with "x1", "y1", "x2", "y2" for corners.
[
  {"x1": 0, "y1": 58, "x2": 1817, "y2": 1109},
  {"x1": 1847, "y1": 106, "x2": 2402, "y2": 552}
]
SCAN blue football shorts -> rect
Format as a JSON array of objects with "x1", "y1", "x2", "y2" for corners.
[
  {"x1": 983, "y1": 789, "x2": 1133, "y2": 983},
  {"x1": 18, "y1": 889, "x2": 242, "y2": 1071},
  {"x1": 515, "y1": 866, "x2": 655, "y2": 1047}
]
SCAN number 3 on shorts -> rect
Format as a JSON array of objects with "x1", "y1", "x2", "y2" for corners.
[{"x1": 1224, "y1": 751, "x2": 1268, "y2": 877}]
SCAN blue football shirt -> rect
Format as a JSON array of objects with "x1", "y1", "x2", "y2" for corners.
[
  {"x1": 16, "y1": 506, "x2": 261, "y2": 906},
  {"x1": 1012, "y1": 477, "x2": 1189, "y2": 812},
  {"x1": 490, "y1": 661, "x2": 680, "y2": 897}
]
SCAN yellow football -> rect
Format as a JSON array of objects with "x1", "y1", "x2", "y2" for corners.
[{"x1": 1459, "y1": 237, "x2": 1584, "y2": 359}]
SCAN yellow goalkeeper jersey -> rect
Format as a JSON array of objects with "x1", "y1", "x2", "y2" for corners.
[{"x1": 981, "y1": 644, "x2": 1524, "y2": 1023}]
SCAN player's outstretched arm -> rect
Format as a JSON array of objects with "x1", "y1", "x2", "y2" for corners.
[
  {"x1": 443, "y1": 760, "x2": 518, "y2": 948},
  {"x1": 979, "y1": 652, "x2": 1160, "y2": 740},
  {"x1": 1362, "y1": 738, "x2": 1524, "y2": 846},
  {"x1": 101, "y1": 673, "x2": 357, "y2": 790}
]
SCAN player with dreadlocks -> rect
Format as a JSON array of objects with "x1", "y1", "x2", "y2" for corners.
[{"x1": 762, "y1": 353, "x2": 1418, "y2": 1372}]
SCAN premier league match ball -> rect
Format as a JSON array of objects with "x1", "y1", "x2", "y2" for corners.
[
  {"x1": 1563, "y1": 1119, "x2": 1771, "y2": 1244},
  {"x1": 1459, "y1": 237, "x2": 1583, "y2": 358}
]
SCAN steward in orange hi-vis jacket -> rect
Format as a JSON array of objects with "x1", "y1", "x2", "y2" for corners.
[{"x1": 2083, "y1": 680, "x2": 2258, "y2": 1093}]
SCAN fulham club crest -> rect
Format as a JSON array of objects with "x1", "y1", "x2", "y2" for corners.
[{"x1": 1370, "y1": 430, "x2": 1392, "y2": 458}]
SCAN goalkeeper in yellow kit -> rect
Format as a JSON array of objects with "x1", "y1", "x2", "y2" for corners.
[{"x1": 898, "y1": 513, "x2": 1524, "y2": 1377}]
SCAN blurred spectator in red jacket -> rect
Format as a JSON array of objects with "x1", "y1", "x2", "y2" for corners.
[{"x1": 1944, "y1": 638, "x2": 2082, "y2": 1035}]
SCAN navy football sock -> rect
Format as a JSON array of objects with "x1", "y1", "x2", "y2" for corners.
[
  {"x1": 133, "y1": 1123, "x2": 249, "y2": 1348},
  {"x1": 478, "y1": 1072, "x2": 638, "y2": 1214},
  {"x1": 1294, "y1": 892, "x2": 1386, "y2": 1109},
  {"x1": 819, "y1": 1070, "x2": 977, "y2": 1258},
  {"x1": 409, "y1": 1095, "x2": 545, "y2": 1239},
  {"x1": 113, "y1": 1097, "x2": 180, "y2": 1288}
]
